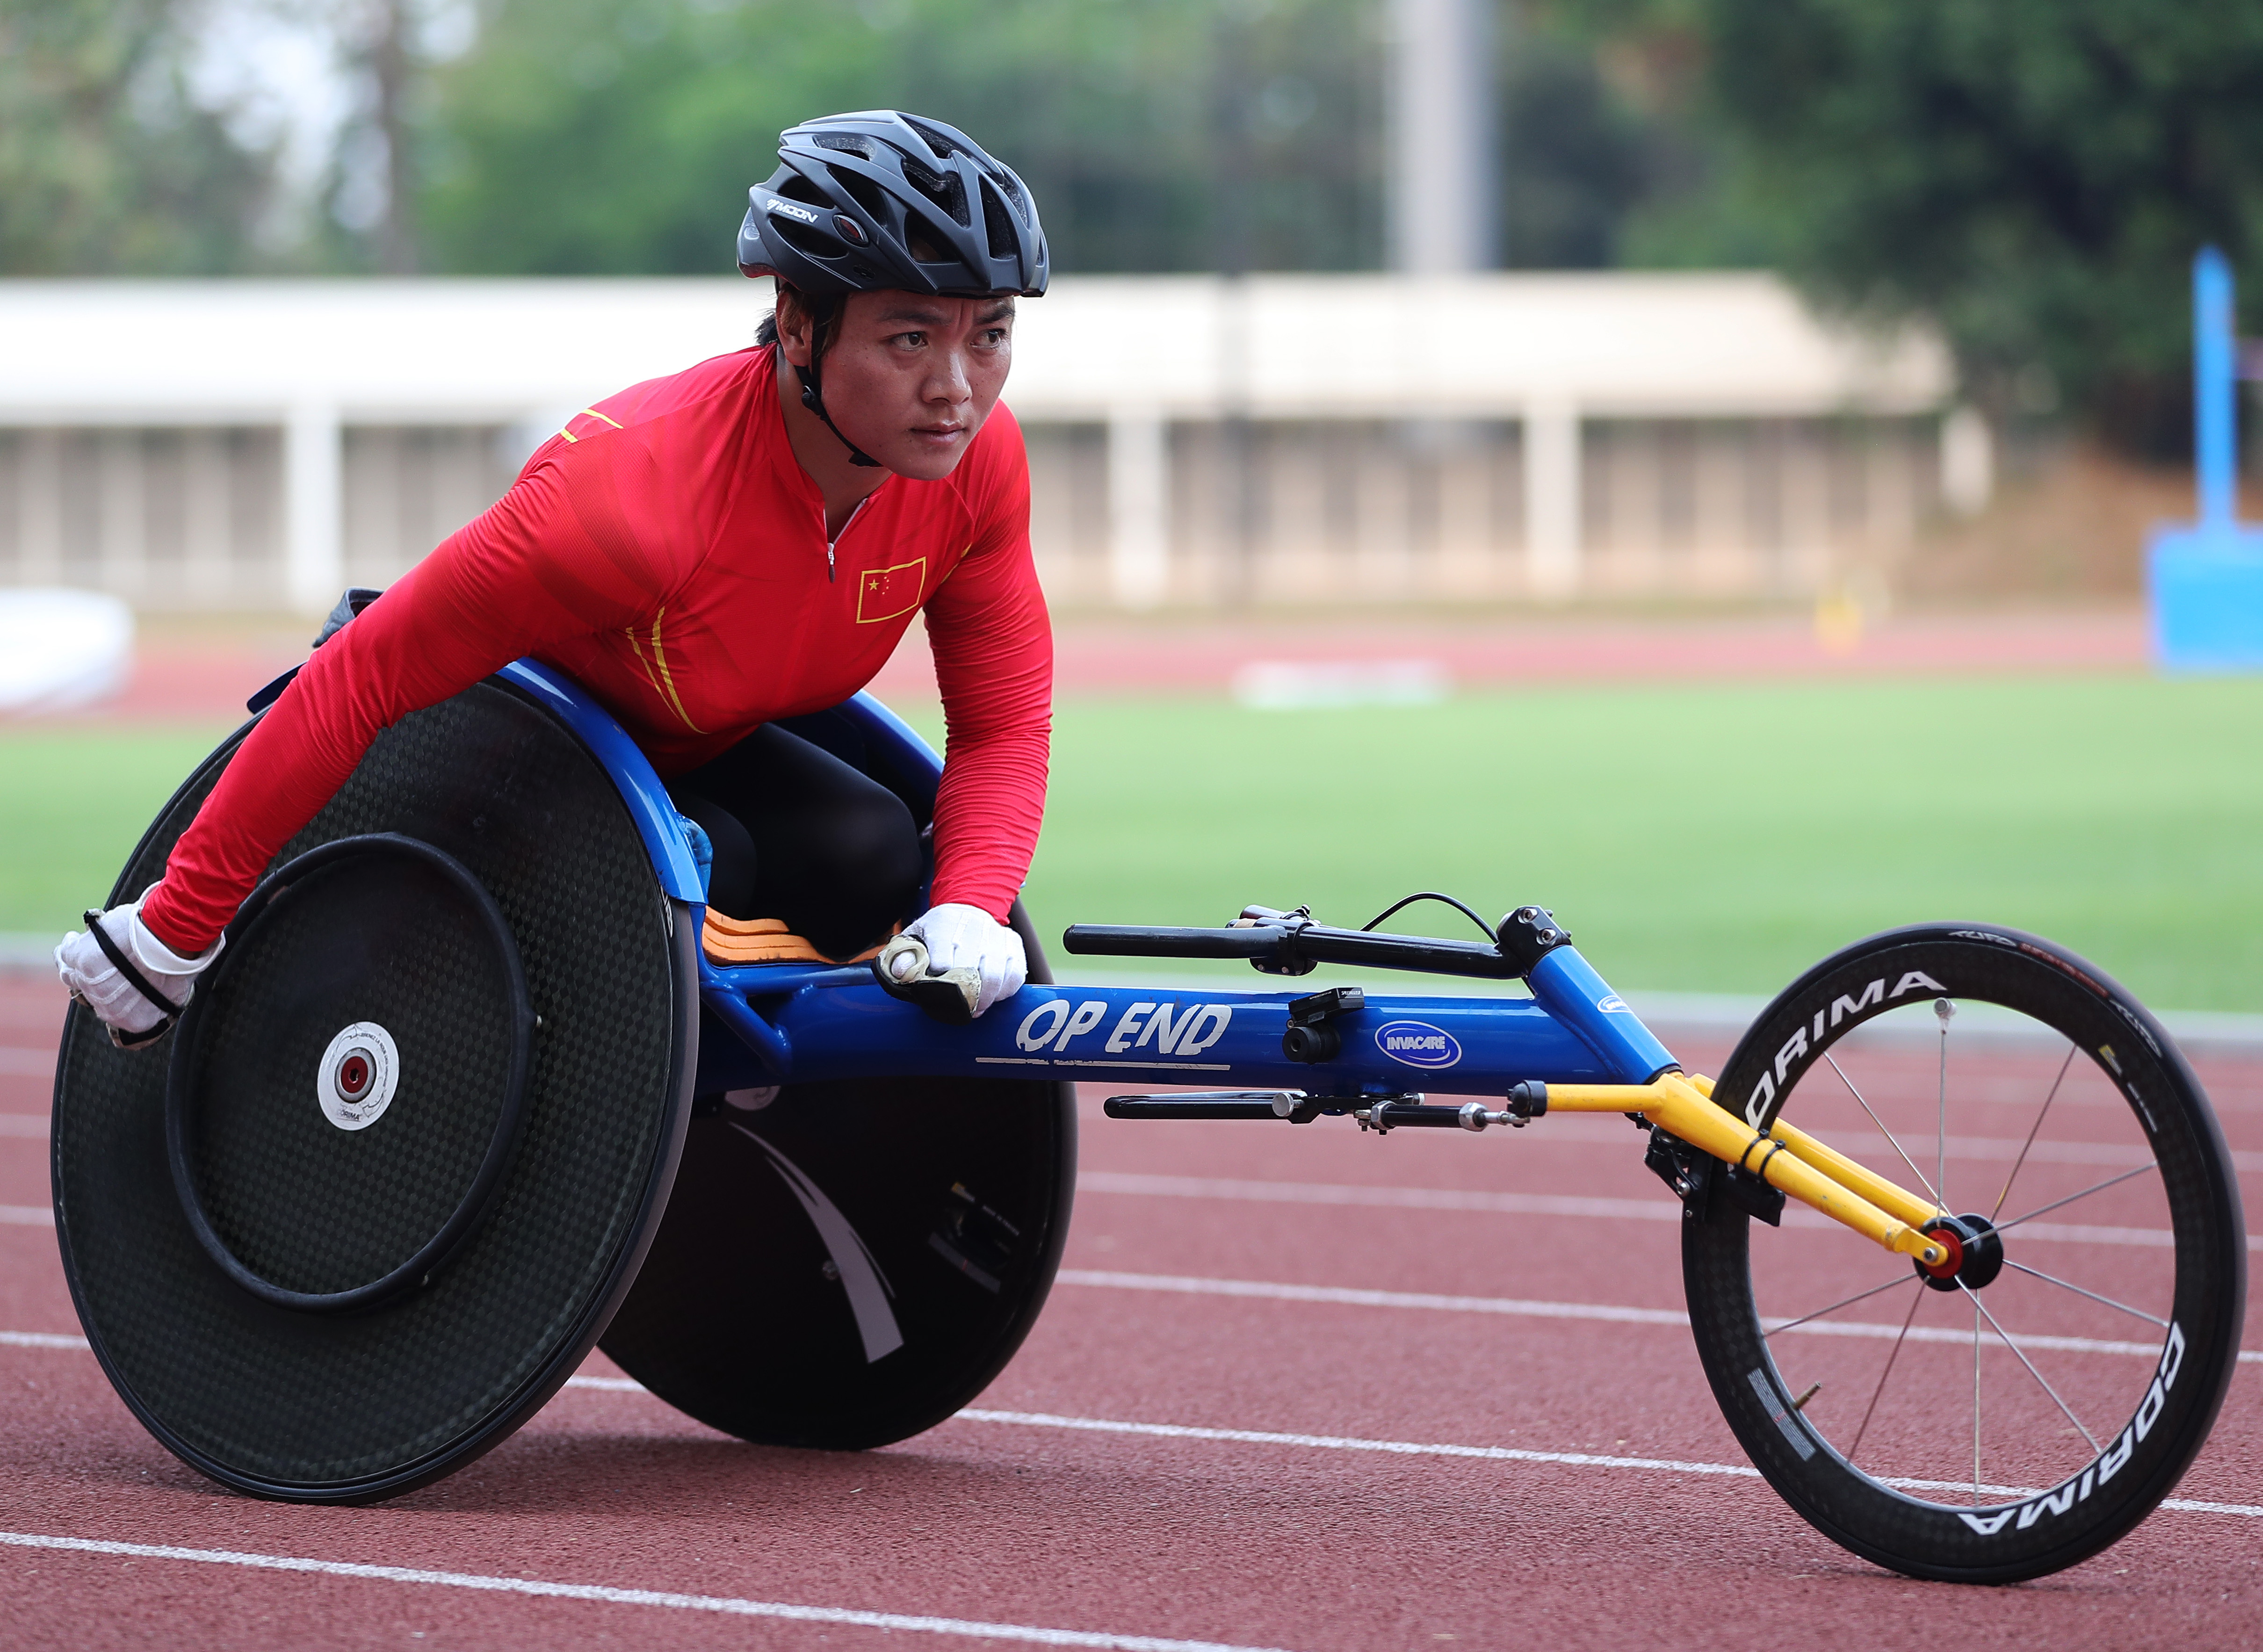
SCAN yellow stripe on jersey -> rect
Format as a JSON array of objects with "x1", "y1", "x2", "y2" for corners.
[{"x1": 625, "y1": 608, "x2": 705, "y2": 733}]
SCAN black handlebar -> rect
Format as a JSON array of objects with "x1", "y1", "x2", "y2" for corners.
[
  {"x1": 1062, "y1": 917, "x2": 1526, "y2": 981},
  {"x1": 1060, "y1": 924, "x2": 1285, "y2": 961}
]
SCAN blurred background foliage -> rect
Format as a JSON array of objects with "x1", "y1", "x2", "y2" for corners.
[
  {"x1": 417, "y1": 0, "x2": 1383, "y2": 277},
  {"x1": 7, "y1": 0, "x2": 2263, "y2": 452},
  {"x1": 1680, "y1": 0, "x2": 2263, "y2": 455},
  {"x1": 0, "y1": 0, "x2": 276, "y2": 274}
]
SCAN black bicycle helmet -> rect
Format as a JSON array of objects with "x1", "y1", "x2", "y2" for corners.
[{"x1": 738, "y1": 110, "x2": 1048, "y2": 299}]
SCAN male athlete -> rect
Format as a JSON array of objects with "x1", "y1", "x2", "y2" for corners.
[{"x1": 57, "y1": 110, "x2": 1051, "y2": 1042}]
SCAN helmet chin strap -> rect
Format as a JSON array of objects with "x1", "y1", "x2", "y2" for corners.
[{"x1": 793, "y1": 296, "x2": 882, "y2": 469}]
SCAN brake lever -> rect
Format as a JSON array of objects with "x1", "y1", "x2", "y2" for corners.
[{"x1": 872, "y1": 934, "x2": 981, "y2": 1026}]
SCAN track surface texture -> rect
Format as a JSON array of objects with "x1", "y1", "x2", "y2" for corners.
[
  {"x1": 34, "y1": 609, "x2": 2150, "y2": 729},
  {"x1": 2, "y1": 967, "x2": 2258, "y2": 1650}
]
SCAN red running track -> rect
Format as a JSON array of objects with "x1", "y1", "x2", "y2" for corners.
[
  {"x1": 1, "y1": 970, "x2": 2257, "y2": 1651},
  {"x1": 19, "y1": 609, "x2": 2150, "y2": 728}
]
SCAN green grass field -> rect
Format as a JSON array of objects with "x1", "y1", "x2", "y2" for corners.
[
  {"x1": 992, "y1": 675, "x2": 2263, "y2": 1012},
  {"x1": 0, "y1": 724, "x2": 234, "y2": 947},
  {"x1": 5, "y1": 673, "x2": 2259, "y2": 1009}
]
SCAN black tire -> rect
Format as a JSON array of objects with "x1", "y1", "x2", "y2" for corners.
[
  {"x1": 1684, "y1": 923, "x2": 2245, "y2": 1583},
  {"x1": 53, "y1": 681, "x2": 697, "y2": 1501},
  {"x1": 599, "y1": 899, "x2": 1075, "y2": 1449}
]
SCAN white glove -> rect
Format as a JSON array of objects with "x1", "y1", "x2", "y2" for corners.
[
  {"x1": 902, "y1": 902, "x2": 1026, "y2": 1017},
  {"x1": 55, "y1": 895, "x2": 223, "y2": 1048}
]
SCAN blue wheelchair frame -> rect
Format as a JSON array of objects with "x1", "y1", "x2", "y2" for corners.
[{"x1": 503, "y1": 660, "x2": 1683, "y2": 1104}]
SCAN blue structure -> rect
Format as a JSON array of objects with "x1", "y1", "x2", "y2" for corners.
[{"x1": 2149, "y1": 247, "x2": 2263, "y2": 670}]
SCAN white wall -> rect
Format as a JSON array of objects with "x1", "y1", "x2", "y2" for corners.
[{"x1": 0, "y1": 274, "x2": 1960, "y2": 611}]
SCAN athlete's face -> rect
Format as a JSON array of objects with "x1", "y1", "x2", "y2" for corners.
[{"x1": 784, "y1": 291, "x2": 1015, "y2": 482}]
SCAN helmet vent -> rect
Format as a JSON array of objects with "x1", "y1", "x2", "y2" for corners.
[
  {"x1": 899, "y1": 155, "x2": 970, "y2": 226},
  {"x1": 811, "y1": 132, "x2": 878, "y2": 160},
  {"x1": 903, "y1": 213, "x2": 952, "y2": 264},
  {"x1": 826, "y1": 164, "x2": 889, "y2": 222},
  {"x1": 980, "y1": 178, "x2": 1019, "y2": 262},
  {"x1": 769, "y1": 216, "x2": 840, "y2": 260},
  {"x1": 901, "y1": 117, "x2": 961, "y2": 160}
]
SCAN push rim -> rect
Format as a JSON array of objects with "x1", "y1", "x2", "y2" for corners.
[
  {"x1": 163, "y1": 833, "x2": 535, "y2": 1314},
  {"x1": 1684, "y1": 924, "x2": 2245, "y2": 1583}
]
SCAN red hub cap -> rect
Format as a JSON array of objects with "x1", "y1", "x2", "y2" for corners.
[{"x1": 1919, "y1": 1223, "x2": 1965, "y2": 1280}]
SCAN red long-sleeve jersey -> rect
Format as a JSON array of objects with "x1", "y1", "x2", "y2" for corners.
[{"x1": 140, "y1": 346, "x2": 1052, "y2": 955}]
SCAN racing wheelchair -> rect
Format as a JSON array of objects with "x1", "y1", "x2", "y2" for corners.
[{"x1": 50, "y1": 644, "x2": 2246, "y2": 1587}]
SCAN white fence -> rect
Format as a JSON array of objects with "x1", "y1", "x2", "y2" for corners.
[{"x1": 0, "y1": 274, "x2": 1964, "y2": 613}]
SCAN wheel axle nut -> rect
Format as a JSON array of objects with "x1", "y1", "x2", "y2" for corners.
[{"x1": 1920, "y1": 1226, "x2": 1965, "y2": 1279}]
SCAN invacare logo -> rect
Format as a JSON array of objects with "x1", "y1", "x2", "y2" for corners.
[{"x1": 1375, "y1": 1021, "x2": 1461, "y2": 1069}]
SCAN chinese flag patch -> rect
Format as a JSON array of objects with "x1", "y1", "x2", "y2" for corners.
[{"x1": 855, "y1": 557, "x2": 926, "y2": 624}]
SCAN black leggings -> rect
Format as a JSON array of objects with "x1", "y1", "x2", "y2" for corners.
[{"x1": 665, "y1": 724, "x2": 924, "y2": 959}]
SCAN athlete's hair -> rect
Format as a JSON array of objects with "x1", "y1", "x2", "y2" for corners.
[{"x1": 753, "y1": 288, "x2": 835, "y2": 357}]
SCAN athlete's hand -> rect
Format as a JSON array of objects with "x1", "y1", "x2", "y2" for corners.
[
  {"x1": 902, "y1": 902, "x2": 1026, "y2": 1017},
  {"x1": 55, "y1": 897, "x2": 223, "y2": 1048}
]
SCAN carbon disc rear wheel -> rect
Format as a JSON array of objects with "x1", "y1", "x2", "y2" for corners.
[
  {"x1": 600, "y1": 903, "x2": 1074, "y2": 1449},
  {"x1": 52, "y1": 680, "x2": 696, "y2": 1501},
  {"x1": 1683, "y1": 924, "x2": 2245, "y2": 1582}
]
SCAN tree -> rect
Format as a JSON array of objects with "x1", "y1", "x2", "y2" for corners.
[
  {"x1": 415, "y1": 0, "x2": 1384, "y2": 277},
  {"x1": 1497, "y1": 27, "x2": 1651, "y2": 269},
  {"x1": 0, "y1": 0, "x2": 277, "y2": 274},
  {"x1": 1686, "y1": 0, "x2": 2263, "y2": 452},
  {"x1": 326, "y1": 0, "x2": 425, "y2": 274}
]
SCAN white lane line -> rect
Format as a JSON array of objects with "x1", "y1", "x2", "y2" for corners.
[
  {"x1": 0, "y1": 1341, "x2": 668, "y2": 1389},
  {"x1": 0, "y1": 1049, "x2": 56, "y2": 1077},
  {"x1": 15, "y1": 1342, "x2": 2238, "y2": 1527},
  {"x1": 0, "y1": 1114, "x2": 46, "y2": 1137},
  {"x1": 549, "y1": 1385, "x2": 2263, "y2": 1522},
  {"x1": 30, "y1": 1307, "x2": 2205, "y2": 1376},
  {"x1": 948, "y1": 1411, "x2": 2263, "y2": 1519},
  {"x1": 1077, "y1": 1172, "x2": 2263, "y2": 1252},
  {"x1": 1085, "y1": 1120, "x2": 2263, "y2": 1174},
  {"x1": 0, "y1": 1531, "x2": 1290, "y2": 1652},
  {"x1": 0, "y1": 1342, "x2": 795, "y2": 1392},
  {"x1": 14, "y1": 1166, "x2": 2235, "y2": 1252},
  {"x1": 0, "y1": 1330, "x2": 84, "y2": 1349},
  {"x1": 1061, "y1": 1267, "x2": 1687, "y2": 1327},
  {"x1": 1785, "y1": 1209, "x2": 2263, "y2": 1253},
  {"x1": 11, "y1": 1270, "x2": 2258, "y2": 1370},
  {"x1": 957, "y1": 1408, "x2": 1757, "y2": 1478},
  {"x1": 1052, "y1": 1270, "x2": 2263, "y2": 1363},
  {"x1": 1825, "y1": 1129, "x2": 2263, "y2": 1176},
  {"x1": 1080, "y1": 1171, "x2": 1674, "y2": 1223},
  {"x1": 504, "y1": 1381, "x2": 2263, "y2": 1521}
]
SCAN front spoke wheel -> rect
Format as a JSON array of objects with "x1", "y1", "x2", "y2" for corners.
[{"x1": 1680, "y1": 925, "x2": 2246, "y2": 1584}]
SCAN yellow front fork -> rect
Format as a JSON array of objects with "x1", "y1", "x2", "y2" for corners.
[{"x1": 1545, "y1": 1073, "x2": 1950, "y2": 1268}]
